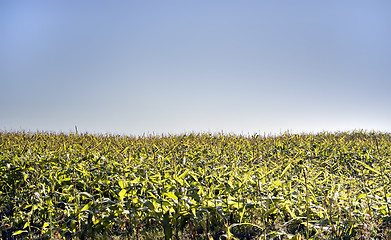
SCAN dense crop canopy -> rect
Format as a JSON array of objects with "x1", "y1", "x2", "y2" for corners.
[{"x1": 1, "y1": 131, "x2": 391, "y2": 239}]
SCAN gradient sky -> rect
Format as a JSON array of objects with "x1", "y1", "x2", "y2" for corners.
[{"x1": 1, "y1": 1, "x2": 390, "y2": 136}]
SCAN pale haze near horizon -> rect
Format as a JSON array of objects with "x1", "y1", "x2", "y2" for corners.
[{"x1": 1, "y1": 1, "x2": 390, "y2": 136}]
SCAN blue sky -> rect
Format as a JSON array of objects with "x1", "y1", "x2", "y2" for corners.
[{"x1": 1, "y1": 1, "x2": 390, "y2": 135}]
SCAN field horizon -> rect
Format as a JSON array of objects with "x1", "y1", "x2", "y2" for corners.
[{"x1": 1, "y1": 128, "x2": 389, "y2": 138}]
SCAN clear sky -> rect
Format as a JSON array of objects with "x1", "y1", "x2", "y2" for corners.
[{"x1": 1, "y1": 1, "x2": 390, "y2": 136}]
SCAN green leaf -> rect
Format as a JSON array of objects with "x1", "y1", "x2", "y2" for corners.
[
  {"x1": 12, "y1": 230, "x2": 27, "y2": 236},
  {"x1": 357, "y1": 193, "x2": 367, "y2": 200},
  {"x1": 178, "y1": 169, "x2": 190, "y2": 180},
  {"x1": 280, "y1": 162, "x2": 292, "y2": 177},
  {"x1": 118, "y1": 180, "x2": 126, "y2": 189},
  {"x1": 81, "y1": 201, "x2": 93, "y2": 212},
  {"x1": 118, "y1": 189, "x2": 127, "y2": 201},
  {"x1": 354, "y1": 159, "x2": 381, "y2": 175},
  {"x1": 130, "y1": 177, "x2": 140, "y2": 184},
  {"x1": 60, "y1": 177, "x2": 72, "y2": 182},
  {"x1": 164, "y1": 191, "x2": 178, "y2": 200},
  {"x1": 23, "y1": 221, "x2": 30, "y2": 229}
]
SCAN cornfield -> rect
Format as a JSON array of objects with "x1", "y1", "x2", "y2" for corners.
[{"x1": 1, "y1": 130, "x2": 391, "y2": 239}]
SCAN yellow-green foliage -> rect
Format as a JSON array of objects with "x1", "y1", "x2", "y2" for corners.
[{"x1": 1, "y1": 131, "x2": 391, "y2": 239}]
